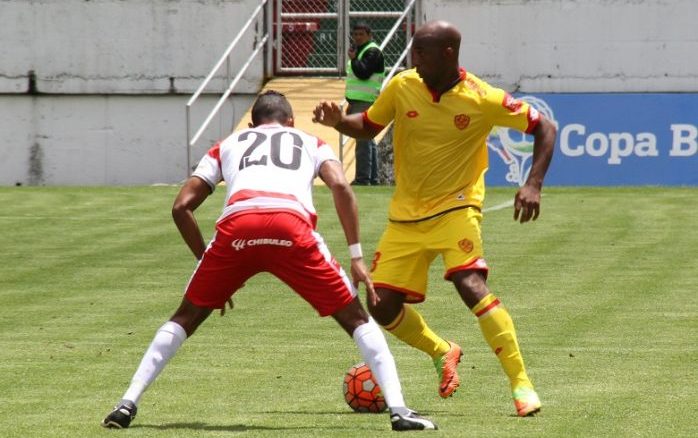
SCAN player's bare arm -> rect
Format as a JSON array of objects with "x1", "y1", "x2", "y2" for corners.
[
  {"x1": 514, "y1": 115, "x2": 557, "y2": 223},
  {"x1": 172, "y1": 176, "x2": 212, "y2": 259},
  {"x1": 313, "y1": 101, "x2": 381, "y2": 140},
  {"x1": 319, "y1": 159, "x2": 377, "y2": 305}
]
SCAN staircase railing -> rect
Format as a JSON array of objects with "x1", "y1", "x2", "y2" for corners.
[{"x1": 185, "y1": 0, "x2": 272, "y2": 177}]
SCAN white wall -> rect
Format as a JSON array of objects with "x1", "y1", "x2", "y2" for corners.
[
  {"x1": 1, "y1": 0, "x2": 697, "y2": 185},
  {"x1": 0, "y1": 0, "x2": 262, "y2": 94},
  {"x1": 425, "y1": 0, "x2": 697, "y2": 92},
  {"x1": 0, "y1": 94, "x2": 256, "y2": 186},
  {"x1": 1, "y1": 0, "x2": 264, "y2": 185}
]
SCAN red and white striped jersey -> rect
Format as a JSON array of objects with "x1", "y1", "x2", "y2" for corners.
[{"x1": 192, "y1": 123, "x2": 337, "y2": 228}]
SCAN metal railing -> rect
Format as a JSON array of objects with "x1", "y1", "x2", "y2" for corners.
[
  {"x1": 339, "y1": 0, "x2": 421, "y2": 163},
  {"x1": 184, "y1": 0, "x2": 421, "y2": 177},
  {"x1": 185, "y1": 0, "x2": 272, "y2": 177}
]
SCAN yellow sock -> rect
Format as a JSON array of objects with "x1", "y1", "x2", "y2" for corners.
[
  {"x1": 384, "y1": 304, "x2": 451, "y2": 359},
  {"x1": 472, "y1": 294, "x2": 532, "y2": 390}
]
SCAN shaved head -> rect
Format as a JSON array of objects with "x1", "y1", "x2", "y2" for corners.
[
  {"x1": 414, "y1": 20, "x2": 461, "y2": 53},
  {"x1": 411, "y1": 20, "x2": 462, "y2": 92}
]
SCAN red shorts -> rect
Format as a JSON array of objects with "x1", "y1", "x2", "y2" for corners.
[{"x1": 185, "y1": 211, "x2": 356, "y2": 316}]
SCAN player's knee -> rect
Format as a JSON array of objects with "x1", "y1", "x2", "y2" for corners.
[
  {"x1": 367, "y1": 298, "x2": 400, "y2": 326},
  {"x1": 169, "y1": 299, "x2": 212, "y2": 336},
  {"x1": 452, "y1": 270, "x2": 489, "y2": 307},
  {"x1": 332, "y1": 298, "x2": 371, "y2": 335}
]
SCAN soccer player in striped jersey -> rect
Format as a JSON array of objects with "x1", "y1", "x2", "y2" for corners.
[
  {"x1": 313, "y1": 21, "x2": 557, "y2": 417},
  {"x1": 101, "y1": 91, "x2": 436, "y2": 431}
]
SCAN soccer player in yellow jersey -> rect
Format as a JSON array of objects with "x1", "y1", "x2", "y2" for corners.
[{"x1": 313, "y1": 20, "x2": 556, "y2": 417}]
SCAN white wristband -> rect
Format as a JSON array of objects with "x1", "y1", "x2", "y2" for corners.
[{"x1": 349, "y1": 243, "x2": 363, "y2": 259}]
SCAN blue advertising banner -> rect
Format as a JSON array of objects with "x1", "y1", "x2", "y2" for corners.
[{"x1": 485, "y1": 93, "x2": 698, "y2": 186}]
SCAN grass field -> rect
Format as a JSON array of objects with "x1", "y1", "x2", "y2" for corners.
[{"x1": 0, "y1": 185, "x2": 696, "y2": 437}]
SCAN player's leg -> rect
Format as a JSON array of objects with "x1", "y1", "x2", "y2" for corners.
[
  {"x1": 347, "y1": 101, "x2": 372, "y2": 185},
  {"x1": 368, "y1": 222, "x2": 459, "y2": 398},
  {"x1": 451, "y1": 270, "x2": 540, "y2": 416},
  {"x1": 332, "y1": 298, "x2": 405, "y2": 409},
  {"x1": 273, "y1": 214, "x2": 436, "y2": 430},
  {"x1": 370, "y1": 288, "x2": 461, "y2": 398},
  {"x1": 101, "y1": 298, "x2": 212, "y2": 429},
  {"x1": 369, "y1": 139, "x2": 379, "y2": 185},
  {"x1": 103, "y1": 220, "x2": 248, "y2": 428},
  {"x1": 332, "y1": 298, "x2": 437, "y2": 431},
  {"x1": 441, "y1": 207, "x2": 540, "y2": 415}
]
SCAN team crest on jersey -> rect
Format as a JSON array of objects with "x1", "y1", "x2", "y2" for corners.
[
  {"x1": 458, "y1": 238, "x2": 474, "y2": 253},
  {"x1": 454, "y1": 114, "x2": 470, "y2": 130}
]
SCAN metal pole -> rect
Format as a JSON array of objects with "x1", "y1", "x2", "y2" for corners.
[
  {"x1": 186, "y1": 0, "x2": 267, "y2": 108},
  {"x1": 265, "y1": 0, "x2": 273, "y2": 79},
  {"x1": 186, "y1": 105, "x2": 191, "y2": 178},
  {"x1": 275, "y1": 0, "x2": 282, "y2": 73},
  {"x1": 416, "y1": 0, "x2": 423, "y2": 27},
  {"x1": 189, "y1": 35, "x2": 269, "y2": 148},
  {"x1": 379, "y1": 0, "x2": 416, "y2": 51},
  {"x1": 406, "y1": 0, "x2": 412, "y2": 69}
]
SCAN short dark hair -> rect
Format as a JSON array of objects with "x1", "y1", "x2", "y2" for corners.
[
  {"x1": 251, "y1": 90, "x2": 293, "y2": 126},
  {"x1": 352, "y1": 21, "x2": 372, "y2": 34}
]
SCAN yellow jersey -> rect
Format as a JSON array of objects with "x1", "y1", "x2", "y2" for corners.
[{"x1": 365, "y1": 68, "x2": 540, "y2": 222}]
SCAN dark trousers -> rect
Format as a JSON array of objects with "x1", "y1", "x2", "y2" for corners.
[{"x1": 347, "y1": 100, "x2": 378, "y2": 185}]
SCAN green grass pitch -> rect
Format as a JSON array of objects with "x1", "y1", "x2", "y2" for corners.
[{"x1": 0, "y1": 185, "x2": 696, "y2": 437}]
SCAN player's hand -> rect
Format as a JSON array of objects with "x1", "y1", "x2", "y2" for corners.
[
  {"x1": 219, "y1": 298, "x2": 234, "y2": 316},
  {"x1": 348, "y1": 47, "x2": 357, "y2": 59},
  {"x1": 313, "y1": 101, "x2": 343, "y2": 128},
  {"x1": 513, "y1": 184, "x2": 541, "y2": 223},
  {"x1": 350, "y1": 258, "x2": 378, "y2": 306}
]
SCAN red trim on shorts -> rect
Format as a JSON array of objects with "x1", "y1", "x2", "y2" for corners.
[
  {"x1": 373, "y1": 282, "x2": 425, "y2": 303},
  {"x1": 443, "y1": 258, "x2": 489, "y2": 280},
  {"x1": 475, "y1": 298, "x2": 501, "y2": 317},
  {"x1": 220, "y1": 207, "x2": 314, "y2": 228}
]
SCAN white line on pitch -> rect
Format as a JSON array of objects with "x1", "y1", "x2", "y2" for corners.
[
  {"x1": 483, "y1": 193, "x2": 546, "y2": 213},
  {"x1": 483, "y1": 200, "x2": 514, "y2": 212}
]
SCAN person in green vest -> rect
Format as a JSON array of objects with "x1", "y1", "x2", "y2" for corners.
[{"x1": 346, "y1": 21, "x2": 385, "y2": 185}]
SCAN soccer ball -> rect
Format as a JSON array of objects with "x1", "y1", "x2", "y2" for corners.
[{"x1": 343, "y1": 362, "x2": 387, "y2": 413}]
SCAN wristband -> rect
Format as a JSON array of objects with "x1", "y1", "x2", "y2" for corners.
[{"x1": 349, "y1": 243, "x2": 363, "y2": 259}]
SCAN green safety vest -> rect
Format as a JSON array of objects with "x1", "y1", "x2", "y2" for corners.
[{"x1": 346, "y1": 41, "x2": 385, "y2": 102}]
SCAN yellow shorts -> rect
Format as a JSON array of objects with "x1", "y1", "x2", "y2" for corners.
[{"x1": 370, "y1": 208, "x2": 489, "y2": 302}]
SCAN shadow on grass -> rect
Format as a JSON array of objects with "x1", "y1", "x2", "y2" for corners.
[
  {"x1": 134, "y1": 423, "x2": 285, "y2": 432},
  {"x1": 133, "y1": 408, "x2": 451, "y2": 432},
  {"x1": 133, "y1": 411, "x2": 365, "y2": 432}
]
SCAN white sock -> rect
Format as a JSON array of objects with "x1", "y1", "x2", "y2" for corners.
[
  {"x1": 352, "y1": 318, "x2": 406, "y2": 408},
  {"x1": 121, "y1": 321, "x2": 187, "y2": 405}
]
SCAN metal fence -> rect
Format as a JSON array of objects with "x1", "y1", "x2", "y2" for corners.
[
  {"x1": 186, "y1": 0, "x2": 421, "y2": 177},
  {"x1": 276, "y1": 0, "x2": 418, "y2": 75}
]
